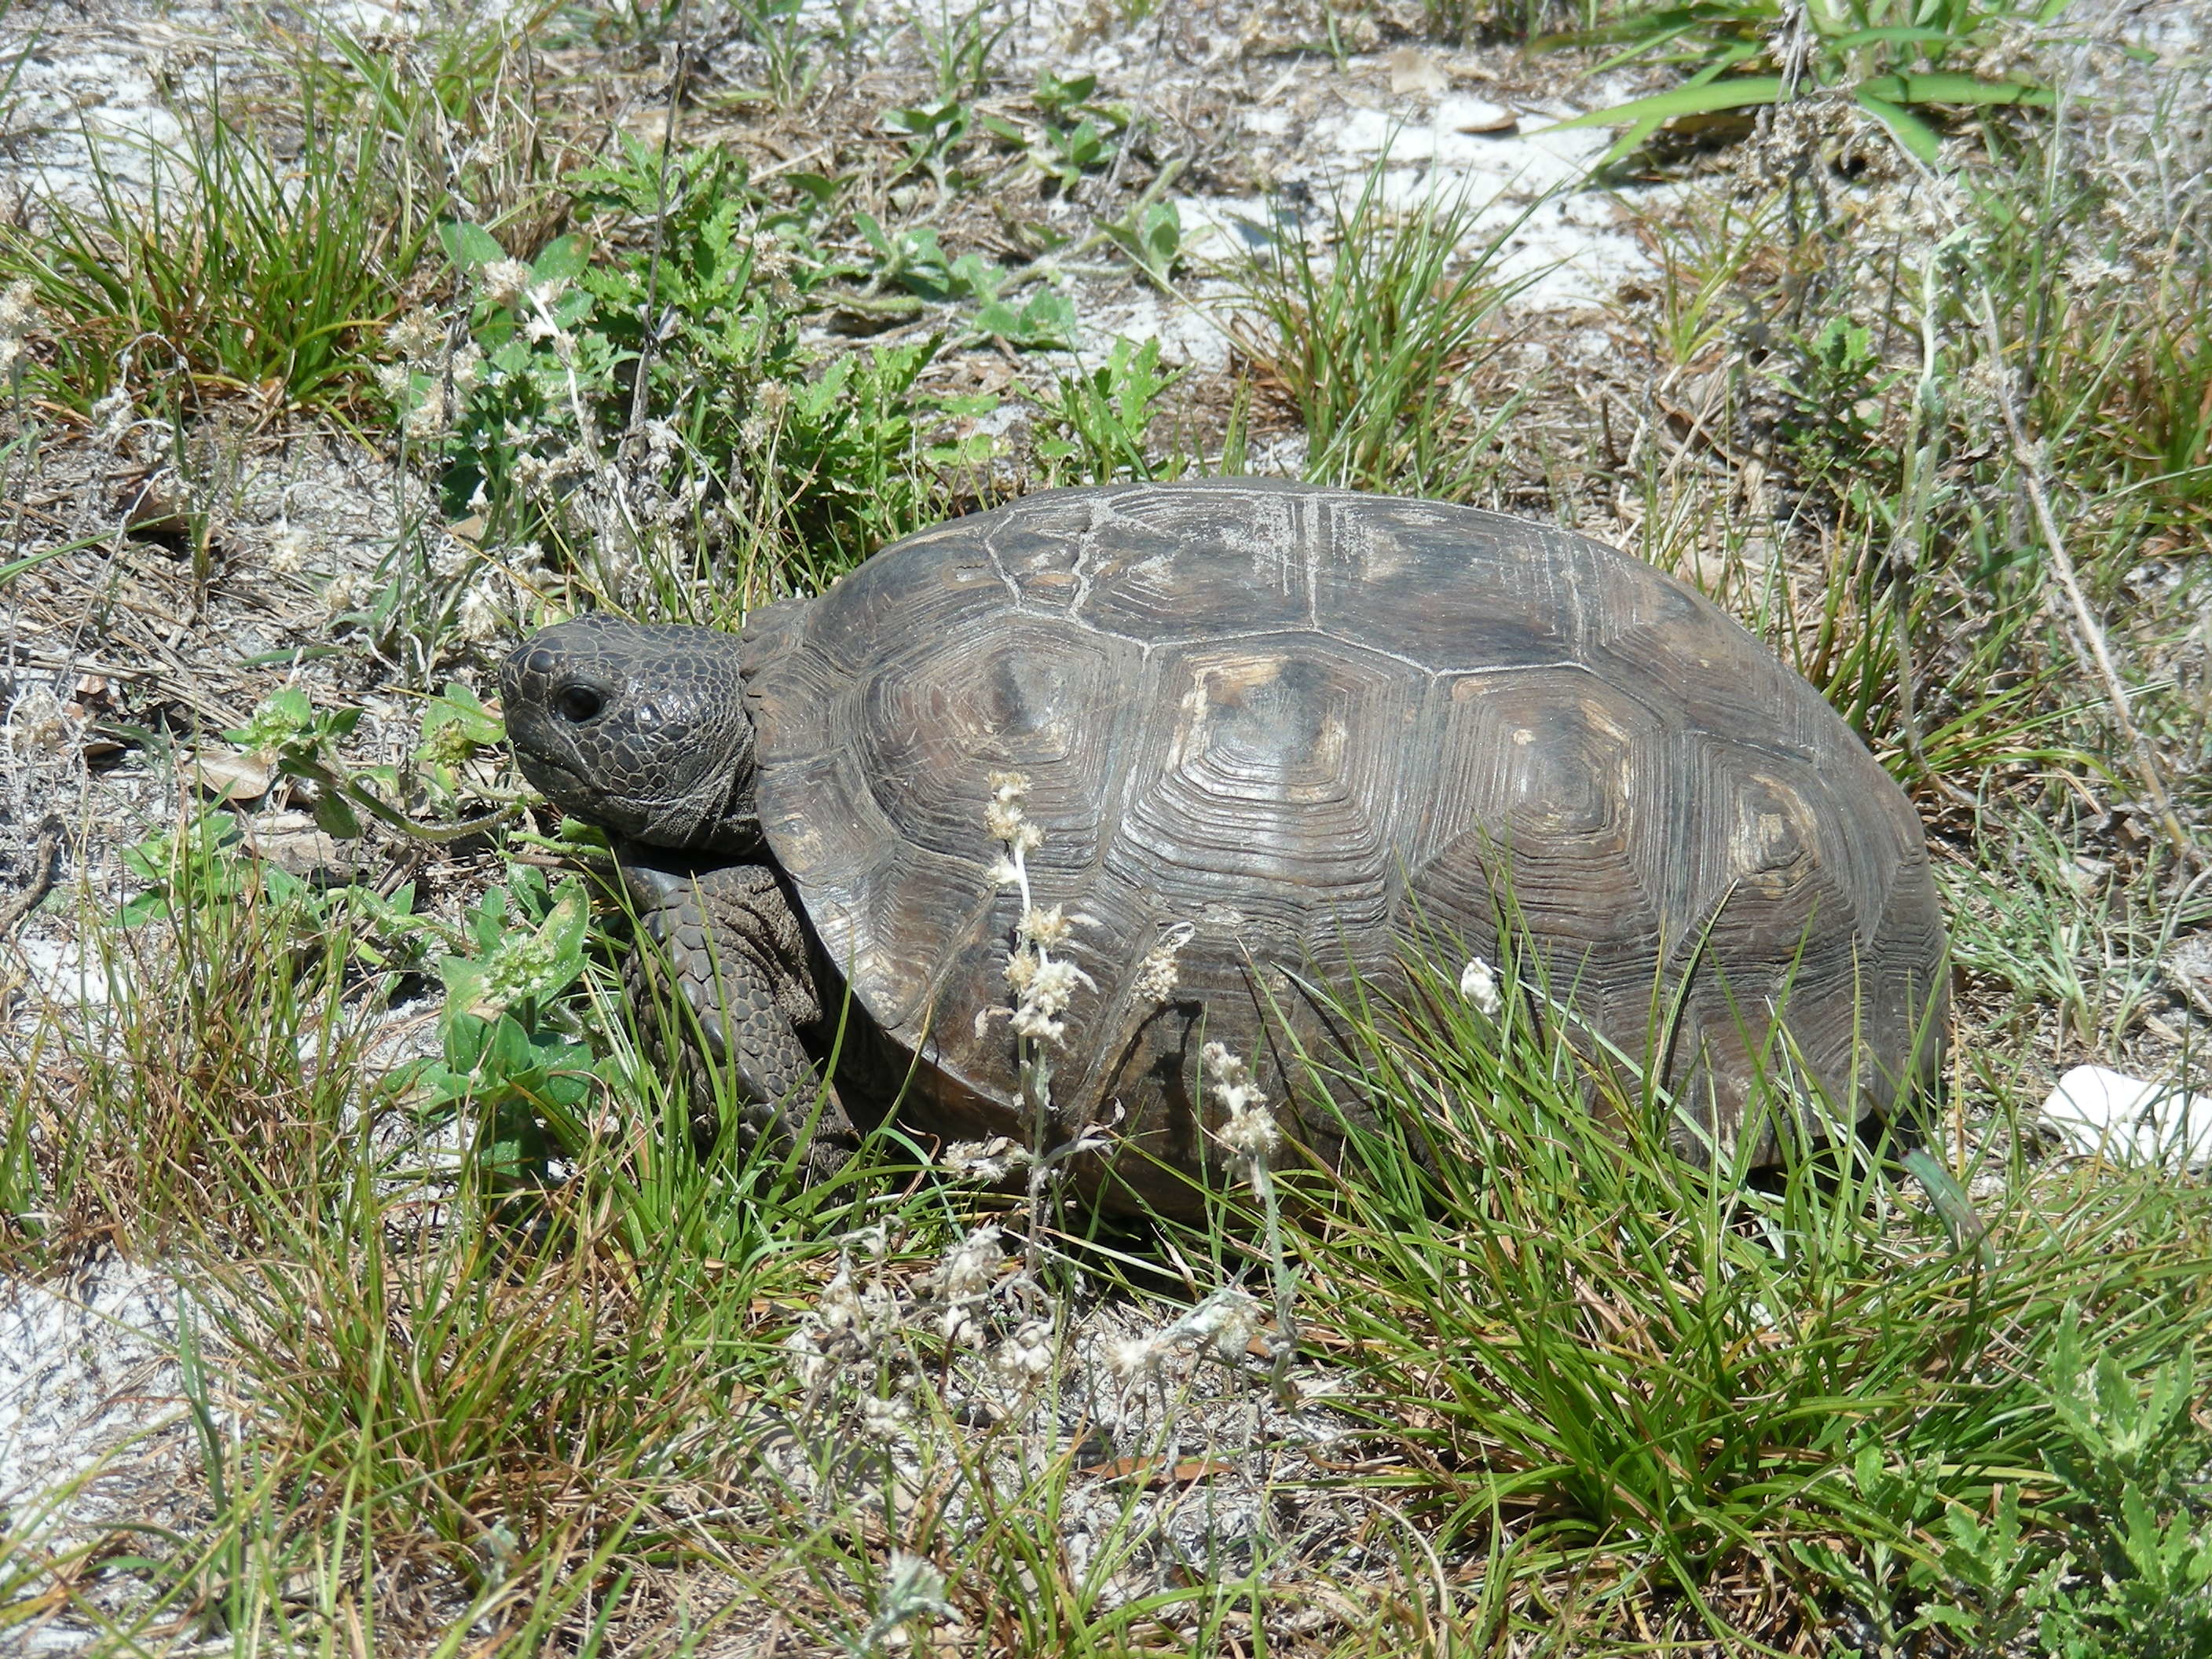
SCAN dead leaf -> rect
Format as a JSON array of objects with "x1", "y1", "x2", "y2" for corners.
[
  {"x1": 189, "y1": 749, "x2": 275, "y2": 804},
  {"x1": 1080, "y1": 1455, "x2": 1236, "y2": 1488},
  {"x1": 245, "y1": 811, "x2": 371, "y2": 881},
  {"x1": 1386, "y1": 47, "x2": 1448, "y2": 97},
  {"x1": 1455, "y1": 101, "x2": 1519, "y2": 135}
]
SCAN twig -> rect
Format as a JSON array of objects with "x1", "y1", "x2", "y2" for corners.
[
  {"x1": 0, "y1": 814, "x2": 65, "y2": 941},
  {"x1": 1888, "y1": 229, "x2": 1978, "y2": 811},
  {"x1": 1971, "y1": 284, "x2": 2203, "y2": 870},
  {"x1": 626, "y1": 9, "x2": 694, "y2": 436}
]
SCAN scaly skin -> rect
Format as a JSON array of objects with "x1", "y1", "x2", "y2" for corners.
[{"x1": 620, "y1": 857, "x2": 859, "y2": 1180}]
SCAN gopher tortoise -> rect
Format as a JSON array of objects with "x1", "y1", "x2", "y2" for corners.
[{"x1": 502, "y1": 482, "x2": 1947, "y2": 1207}]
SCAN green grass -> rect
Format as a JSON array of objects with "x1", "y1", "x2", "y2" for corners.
[
  {"x1": 0, "y1": 90, "x2": 430, "y2": 418},
  {"x1": 1251, "y1": 951, "x2": 2212, "y2": 1648},
  {"x1": 1235, "y1": 166, "x2": 1533, "y2": 500}
]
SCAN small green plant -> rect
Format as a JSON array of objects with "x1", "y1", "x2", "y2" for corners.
[
  {"x1": 881, "y1": 97, "x2": 980, "y2": 194},
  {"x1": 1545, "y1": 0, "x2": 2069, "y2": 165},
  {"x1": 402, "y1": 871, "x2": 599, "y2": 1193},
  {"x1": 854, "y1": 212, "x2": 1002, "y2": 303},
  {"x1": 726, "y1": 0, "x2": 834, "y2": 107},
  {"x1": 1115, "y1": 200, "x2": 1185, "y2": 288},
  {"x1": 916, "y1": 0, "x2": 1010, "y2": 101},
  {"x1": 1030, "y1": 337, "x2": 1185, "y2": 483},
  {"x1": 394, "y1": 141, "x2": 998, "y2": 595},
  {"x1": 979, "y1": 71, "x2": 1133, "y2": 199}
]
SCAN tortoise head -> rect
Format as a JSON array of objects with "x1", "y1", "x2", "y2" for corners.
[{"x1": 500, "y1": 616, "x2": 763, "y2": 854}]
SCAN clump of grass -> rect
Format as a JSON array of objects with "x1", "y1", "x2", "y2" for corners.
[
  {"x1": 1233, "y1": 163, "x2": 1530, "y2": 500},
  {"x1": 1, "y1": 814, "x2": 383, "y2": 1258},
  {"x1": 0, "y1": 91, "x2": 429, "y2": 417},
  {"x1": 1262, "y1": 947, "x2": 2212, "y2": 1645}
]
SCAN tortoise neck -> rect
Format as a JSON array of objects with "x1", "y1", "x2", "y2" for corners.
[{"x1": 707, "y1": 727, "x2": 766, "y2": 855}]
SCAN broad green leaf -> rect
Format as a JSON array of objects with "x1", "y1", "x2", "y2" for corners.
[
  {"x1": 1858, "y1": 71, "x2": 2053, "y2": 105},
  {"x1": 530, "y1": 233, "x2": 593, "y2": 284},
  {"x1": 438, "y1": 221, "x2": 507, "y2": 271},
  {"x1": 313, "y1": 788, "x2": 363, "y2": 840},
  {"x1": 1540, "y1": 75, "x2": 1786, "y2": 131},
  {"x1": 1857, "y1": 90, "x2": 1943, "y2": 165}
]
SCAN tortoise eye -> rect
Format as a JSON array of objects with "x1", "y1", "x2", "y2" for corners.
[{"x1": 558, "y1": 684, "x2": 605, "y2": 723}]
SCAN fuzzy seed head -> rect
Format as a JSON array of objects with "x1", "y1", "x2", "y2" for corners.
[
  {"x1": 1104, "y1": 1335, "x2": 1161, "y2": 1381},
  {"x1": 456, "y1": 584, "x2": 502, "y2": 643},
  {"x1": 478, "y1": 258, "x2": 534, "y2": 308},
  {"x1": 1459, "y1": 956, "x2": 1503, "y2": 1017},
  {"x1": 1019, "y1": 904, "x2": 1074, "y2": 947},
  {"x1": 936, "y1": 1225, "x2": 1003, "y2": 1302},
  {"x1": 1203, "y1": 1042, "x2": 1277, "y2": 1170},
  {"x1": 266, "y1": 519, "x2": 311, "y2": 575},
  {"x1": 994, "y1": 1320, "x2": 1054, "y2": 1386},
  {"x1": 1131, "y1": 921, "x2": 1194, "y2": 1003},
  {"x1": 385, "y1": 309, "x2": 441, "y2": 360},
  {"x1": 939, "y1": 1137, "x2": 1030, "y2": 1182}
]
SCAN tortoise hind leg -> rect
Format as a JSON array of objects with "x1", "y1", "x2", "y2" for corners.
[{"x1": 620, "y1": 858, "x2": 859, "y2": 1182}]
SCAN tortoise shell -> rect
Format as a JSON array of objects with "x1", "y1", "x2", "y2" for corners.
[{"x1": 741, "y1": 481, "x2": 1946, "y2": 1183}]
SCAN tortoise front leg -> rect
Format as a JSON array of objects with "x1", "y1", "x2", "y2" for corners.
[{"x1": 619, "y1": 858, "x2": 859, "y2": 1181}]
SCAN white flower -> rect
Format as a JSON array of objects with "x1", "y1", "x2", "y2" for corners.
[
  {"x1": 456, "y1": 584, "x2": 502, "y2": 643},
  {"x1": 1183, "y1": 1287, "x2": 1262, "y2": 1363},
  {"x1": 817, "y1": 1262, "x2": 867, "y2": 1332},
  {"x1": 1009, "y1": 1005, "x2": 1065, "y2": 1043},
  {"x1": 1130, "y1": 921, "x2": 1193, "y2": 1003},
  {"x1": 430, "y1": 535, "x2": 474, "y2": 581},
  {"x1": 940, "y1": 1302, "x2": 983, "y2": 1347},
  {"x1": 478, "y1": 258, "x2": 535, "y2": 308},
  {"x1": 90, "y1": 386, "x2": 131, "y2": 441},
  {"x1": 403, "y1": 382, "x2": 452, "y2": 440},
  {"x1": 1019, "y1": 904, "x2": 1073, "y2": 947},
  {"x1": 385, "y1": 309, "x2": 442, "y2": 360},
  {"x1": 934, "y1": 1225, "x2": 1003, "y2": 1301},
  {"x1": 748, "y1": 233, "x2": 797, "y2": 283},
  {"x1": 1020, "y1": 956, "x2": 1084, "y2": 1016},
  {"x1": 859, "y1": 1393, "x2": 908, "y2": 1441},
  {"x1": 939, "y1": 1137, "x2": 1031, "y2": 1181},
  {"x1": 266, "y1": 518, "x2": 311, "y2": 575},
  {"x1": 1104, "y1": 1334, "x2": 1161, "y2": 1381},
  {"x1": 324, "y1": 573, "x2": 365, "y2": 616},
  {"x1": 873, "y1": 1551, "x2": 953, "y2": 1633},
  {"x1": 1203, "y1": 1042, "x2": 1278, "y2": 1170},
  {"x1": 994, "y1": 1320, "x2": 1054, "y2": 1386},
  {"x1": 782, "y1": 1325, "x2": 831, "y2": 1387},
  {"x1": 1458, "y1": 956, "x2": 1502, "y2": 1017}
]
